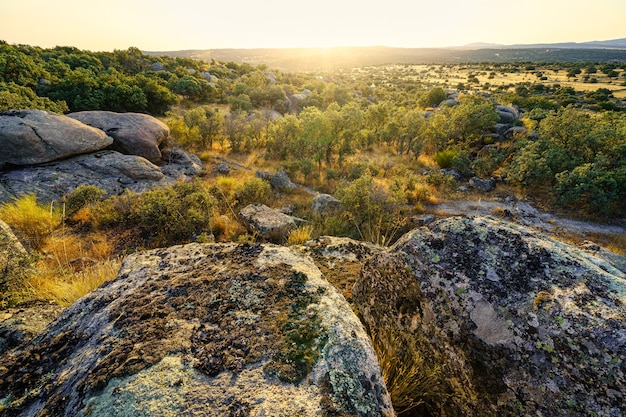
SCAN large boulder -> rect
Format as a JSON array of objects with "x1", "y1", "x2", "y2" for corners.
[
  {"x1": 0, "y1": 110, "x2": 113, "y2": 169},
  {"x1": 0, "y1": 243, "x2": 394, "y2": 417},
  {"x1": 239, "y1": 204, "x2": 297, "y2": 243},
  {"x1": 0, "y1": 149, "x2": 204, "y2": 204},
  {"x1": 495, "y1": 105, "x2": 519, "y2": 124},
  {"x1": 0, "y1": 300, "x2": 64, "y2": 355},
  {"x1": 353, "y1": 216, "x2": 626, "y2": 417},
  {"x1": 68, "y1": 111, "x2": 170, "y2": 162},
  {"x1": 469, "y1": 176, "x2": 496, "y2": 192}
]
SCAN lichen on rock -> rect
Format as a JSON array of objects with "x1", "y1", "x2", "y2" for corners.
[
  {"x1": 354, "y1": 216, "x2": 626, "y2": 416},
  {"x1": 0, "y1": 242, "x2": 393, "y2": 417}
]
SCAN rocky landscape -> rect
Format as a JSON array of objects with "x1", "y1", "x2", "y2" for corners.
[
  {"x1": 0, "y1": 110, "x2": 202, "y2": 203},
  {"x1": 1, "y1": 110, "x2": 625, "y2": 416}
]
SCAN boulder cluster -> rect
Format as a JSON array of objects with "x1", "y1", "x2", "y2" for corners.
[
  {"x1": 0, "y1": 110, "x2": 202, "y2": 203},
  {"x1": 1, "y1": 216, "x2": 624, "y2": 416}
]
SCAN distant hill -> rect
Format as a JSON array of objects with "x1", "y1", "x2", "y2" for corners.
[
  {"x1": 455, "y1": 38, "x2": 626, "y2": 50},
  {"x1": 144, "y1": 39, "x2": 626, "y2": 71}
]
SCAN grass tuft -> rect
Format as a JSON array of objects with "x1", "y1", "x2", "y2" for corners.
[
  {"x1": 371, "y1": 328, "x2": 444, "y2": 415},
  {"x1": 0, "y1": 195, "x2": 62, "y2": 250},
  {"x1": 287, "y1": 225, "x2": 314, "y2": 245}
]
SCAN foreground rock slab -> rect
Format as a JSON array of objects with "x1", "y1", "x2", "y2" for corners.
[
  {"x1": 0, "y1": 243, "x2": 394, "y2": 417},
  {"x1": 353, "y1": 216, "x2": 626, "y2": 417},
  {"x1": 0, "y1": 110, "x2": 112, "y2": 169}
]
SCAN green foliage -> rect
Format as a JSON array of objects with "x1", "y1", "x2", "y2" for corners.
[
  {"x1": 0, "y1": 82, "x2": 68, "y2": 112},
  {"x1": 419, "y1": 86, "x2": 448, "y2": 108},
  {"x1": 234, "y1": 177, "x2": 273, "y2": 209},
  {"x1": 63, "y1": 185, "x2": 107, "y2": 217},
  {"x1": 335, "y1": 173, "x2": 407, "y2": 245},
  {"x1": 434, "y1": 149, "x2": 459, "y2": 169},
  {"x1": 93, "y1": 181, "x2": 217, "y2": 248}
]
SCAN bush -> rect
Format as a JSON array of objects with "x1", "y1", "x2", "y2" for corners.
[
  {"x1": 235, "y1": 177, "x2": 273, "y2": 209},
  {"x1": 92, "y1": 181, "x2": 217, "y2": 248},
  {"x1": 433, "y1": 149, "x2": 459, "y2": 169},
  {"x1": 0, "y1": 195, "x2": 62, "y2": 250},
  {"x1": 63, "y1": 185, "x2": 107, "y2": 217}
]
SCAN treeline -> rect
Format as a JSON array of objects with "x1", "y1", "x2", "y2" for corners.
[
  {"x1": 1, "y1": 41, "x2": 625, "y2": 217},
  {"x1": 0, "y1": 42, "x2": 258, "y2": 114}
]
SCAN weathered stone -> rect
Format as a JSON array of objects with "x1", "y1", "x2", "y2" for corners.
[
  {"x1": 469, "y1": 176, "x2": 496, "y2": 192},
  {"x1": 312, "y1": 193, "x2": 342, "y2": 215},
  {"x1": 256, "y1": 170, "x2": 297, "y2": 192},
  {"x1": 0, "y1": 110, "x2": 113, "y2": 168},
  {"x1": 0, "y1": 150, "x2": 165, "y2": 203},
  {"x1": 68, "y1": 111, "x2": 170, "y2": 162},
  {"x1": 216, "y1": 163, "x2": 230, "y2": 175},
  {"x1": 298, "y1": 236, "x2": 383, "y2": 301},
  {"x1": 0, "y1": 243, "x2": 394, "y2": 417},
  {"x1": 495, "y1": 105, "x2": 519, "y2": 124},
  {"x1": 504, "y1": 126, "x2": 529, "y2": 138},
  {"x1": 159, "y1": 148, "x2": 203, "y2": 178},
  {"x1": 353, "y1": 216, "x2": 626, "y2": 416},
  {"x1": 0, "y1": 300, "x2": 64, "y2": 355},
  {"x1": 239, "y1": 204, "x2": 297, "y2": 243}
]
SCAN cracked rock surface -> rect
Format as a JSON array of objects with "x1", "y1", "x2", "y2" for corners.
[{"x1": 0, "y1": 110, "x2": 113, "y2": 168}]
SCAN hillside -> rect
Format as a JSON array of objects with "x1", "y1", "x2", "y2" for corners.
[{"x1": 145, "y1": 42, "x2": 626, "y2": 71}]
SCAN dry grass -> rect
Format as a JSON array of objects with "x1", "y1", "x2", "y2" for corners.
[
  {"x1": 27, "y1": 258, "x2": 122, "y2": 306},
  {"x1": 0, "y1": 195, "x2": 62, "y2": 250},
  {"x1": 370, "y1": 328, "x2": 444, "y2": 415},
  {"x1": 287, "y1": 225, "x2": 314, "y2": 245}
]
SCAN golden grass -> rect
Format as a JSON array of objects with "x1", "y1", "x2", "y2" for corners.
[
  {"x1": 287, "y1": 225, "x2": 314, "y2": 245},
  {"x1": 27, "y1": 258, "x2": 122, "y2": 307},
  {"x1": 370, "y1": 328, "x2": 444, "y2": 415},
  {"x1": 0, "y1": 195, "x2": 62, "y2": 250}
]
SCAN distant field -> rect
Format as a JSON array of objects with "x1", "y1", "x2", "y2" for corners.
[{"x1": 374, "y1": 64, "x2": 626, "y2": 96}]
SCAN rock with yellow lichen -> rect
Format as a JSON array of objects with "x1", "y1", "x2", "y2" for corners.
[{"x1": 0, "y1": 243, "x2": 394, "y2": 417}]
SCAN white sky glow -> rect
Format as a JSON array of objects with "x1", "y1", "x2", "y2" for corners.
[{"x1": 1, "y1": 0, "x2": 625, "y2": 51}]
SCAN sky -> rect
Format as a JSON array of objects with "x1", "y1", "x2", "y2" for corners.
[{"x1": 1, "y1": 0, "x2": 625, "y2": 51}]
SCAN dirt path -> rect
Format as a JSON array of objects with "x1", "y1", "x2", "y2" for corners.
[{"x1": 429, "y1": 197, "x2": 626, "y2": 237}]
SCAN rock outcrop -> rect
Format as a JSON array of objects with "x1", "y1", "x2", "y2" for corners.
[
  {"x1": 0, "y1": 300, "x2": 64, "y2": 355},
  {"x1": 353, "y1": 216, "x2": 626, "y2": 417},
  {"x1": 239, "y1": 204, "x2": 297, "y2": 243},
  {"x1": 298, "y1": 236, "x2": 383, "y2": 301},
  {"x1": 469, "y1": 176, "x2": 496, "y2": 192},
  {"x1": 68, "y1": 111, "x2": 170, "y2": 163},
  {"x1": 0, "y1": 149, "x2": 202, "y2": 204},
  {"x1": 0, "y1": 110, "x2": 113, "y2": 169},
  {"x1": 0, "y1": 243, "x2": 394, "y2": 417}
]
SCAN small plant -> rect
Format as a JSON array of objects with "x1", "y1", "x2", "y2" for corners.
[
  {"x1": 63, "y1": 185, "x2": 107, "y2": 217},
  {"x1": 234, "y1": 177, "x2": 273, "y2": 209},
  {"x1": 0, "y1": 195, "x2": 62, "y2": 250},
  {"x1": 433, "y1": 149, "x2": 459, "y2": 169},
  {"x1": 27, "y1": 258, "x2": 122, "y2": 306},
  {"x1": 287, "y1": 225, "x2": 314, "y2": 245}
]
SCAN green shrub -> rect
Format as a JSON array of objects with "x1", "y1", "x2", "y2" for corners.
[
  {"x1": 63, "y1": 185, "x2": 107, "y2": 217},
  {"x1": 235, "y1": 177, "x2": 273, "y2": 209},
  {"x1": 433, "y1": 149, "x2": 459, "y2": 169},
  {"x1": 92, "y1": 181, "x2": 217, "y2": 248}
]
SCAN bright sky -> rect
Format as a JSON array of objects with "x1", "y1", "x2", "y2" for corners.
[{"x1": 1, "y1": 0, "x2": 625, "y2": 51}]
